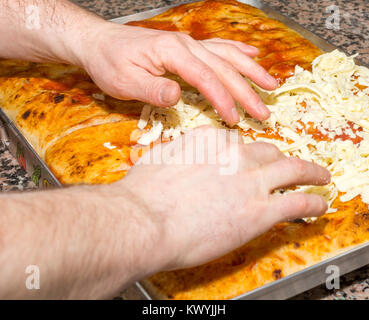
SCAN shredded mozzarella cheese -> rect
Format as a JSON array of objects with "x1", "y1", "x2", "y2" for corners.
[{"x1": 137, "y1": 50, "x2": 369, "y2": 212}]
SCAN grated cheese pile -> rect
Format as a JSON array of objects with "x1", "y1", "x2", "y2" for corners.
[{"x1": 137, "y1": 50, "x2": 369, "y2": 212}]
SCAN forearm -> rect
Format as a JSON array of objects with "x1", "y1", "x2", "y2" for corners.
[
  {"x1": 0, "y1": 0, "x2": 104, "y2": 65},
  {"x1": 0, "y1": 184, "x2": 164, "y2": 299}
]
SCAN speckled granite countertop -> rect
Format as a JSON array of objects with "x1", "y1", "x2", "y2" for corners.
[{"x1": 1, "y1": 0, "x2": 368, "y2": 300}]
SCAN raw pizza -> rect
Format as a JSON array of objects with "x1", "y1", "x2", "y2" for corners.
[{"x1": 0, "y1": 0, "x2": 368, "y2": 299}]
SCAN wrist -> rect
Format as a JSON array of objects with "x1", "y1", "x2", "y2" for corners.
[
  {"x1": 70, "y1": 20, "x2": 126, "y2": 73},
  {"x1": 93, "y1": 182, "x2": 171, "y2": 290},
  {"x1": 45, "y1": 10, "x2": 106, "y2": 67},
  {"x1": 61, "y1": 17, "x2": 108, "y2": 68}
]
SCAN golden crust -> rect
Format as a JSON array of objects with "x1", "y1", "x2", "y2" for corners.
[
  {"x1": 0, "y1": 72, "x2": 143, "y2": 183},
  {"x1": 45, "y1": 119, "x2": 141, "y2": 184},
  {"x1": 146, "y1": 195, "x2": 369, "y2": 299},
  {"x1": 0, "y1": 0, "x2": 367, "y2": 300}
]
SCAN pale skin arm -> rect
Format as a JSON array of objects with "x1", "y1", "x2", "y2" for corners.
[
  {"x1": 0, "y1": 1, "x2": 331, "y2": 299},
  {"x1": 0, "y1": 185, "x2": 165, "y2": 299}
]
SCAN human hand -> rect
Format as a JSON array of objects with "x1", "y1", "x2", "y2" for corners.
[
  {"x1": 120, "y1": 126, "x2": 330, "y2": 271},
  {"x1": 0, "y1": 0, "x2": 277, "y2": 125},
  {"x1": 77, "y1": 23, "x2": 278, "y2": 125}
]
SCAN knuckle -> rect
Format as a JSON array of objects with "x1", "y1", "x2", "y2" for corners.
[
  {"x1": 295, "y1": 194, "x2": 309, "y2": 214},
  {"x1": 110, "y1": 76, "x2": 131, "y2": 97},
  {"x1": 155, "y1": 33, "x2": 182, "y2": 50},
  {"x1": 225, "y1": 44, "x2": 243, "y2": 58},
  {"x1": 199, "y1": 66, "x2": 216, "y2": 81},
  {"x1": 259, "y1": 142, "x2": 280, "y2": 154},
  {"x1": 240, "y1": 140, "x2": 254, "y2": 154},
  {"x1": 287, "y1": 157, "x2": 307, "y2": 178},
  {"x1": 246, "y1": 142, "x2": 282, "y2": 159},
  {"x1": 145, "y1": 81, "x2": 164, "y2": 104},
  {"x1": 266, "y1": 143, "x2": 282, "y2": 158},
  {"x1": 176, "y1": 32, "x2": 192, "y2": 42}
]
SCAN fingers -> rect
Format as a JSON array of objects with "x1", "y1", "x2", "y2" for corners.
[
  {"x1": 269, "y1": 192, "x2": 328, "y2": 223},
  {"x1": 159, "y1": 43, "x2": 239, "y2": 125},
  {"x1": 148, "y1": 33, "x2": 277, "y2": 123},
  {"x1": 262, "y1": 157, "x2": 331, "y2": 191},
  {"x1": 242, "y1": 142, "x2": 286, "y2": 166},
  {"x1": 203, "y1": 38, "x2": 260, "y2": 57},
  {"x1": 201, "y1": 40, "x2": 278, "y2": 90},
  {"x1": 177, "y1": 40, "x2": 270, "y2": 121},
  {"x1": 118, "y1": 67, "x2": 181, "y2": 107},
  {"x1": 189, "y1": 43, "x2": 271, "y2": 121}
]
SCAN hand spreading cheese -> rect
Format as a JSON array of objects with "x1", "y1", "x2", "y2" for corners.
[
  {"x1": 0, "y1": 0, "x2": 333, "y2": 299},
  {"x1": 137, "y1": 50, "x2": 369, "y2": 213},
  {"x1": 0, "y1": 2, "x2": 277, "y2": 125}
]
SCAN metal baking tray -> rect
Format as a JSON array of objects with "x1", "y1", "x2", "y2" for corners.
[
  {"x1": 0, "y1": 0, "x2": 368, "y2": 300},
  {"x1": 0, "y1": 109, "x2": 61, "y2": 188}
]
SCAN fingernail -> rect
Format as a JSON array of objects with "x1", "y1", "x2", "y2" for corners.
[
  {"x1": 160, "y1": 85, "x2": 175, "y2": 105},
  {"x1": 256, "y1": 101, "x2": 270, "y2": 120}
]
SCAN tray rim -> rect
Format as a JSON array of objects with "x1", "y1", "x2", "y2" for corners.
[
  {"x1": 0, "y1": 109, "x2": 62, "y2": 188},
  {"x1": 0, "y1": 0, "x2": 367, "y2": 300}
]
